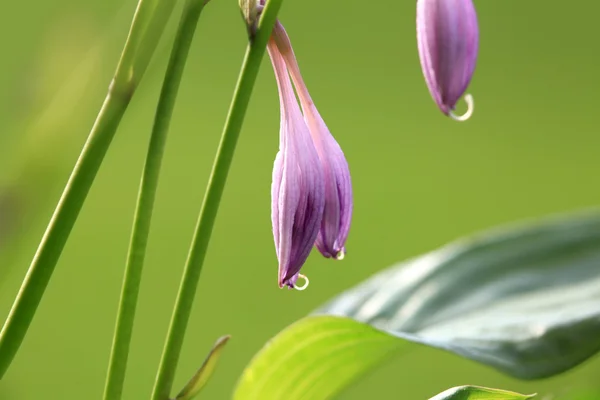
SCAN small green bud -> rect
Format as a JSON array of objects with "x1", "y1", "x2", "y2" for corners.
[{"x1": 239, "y1": 0, "x2": 259, "y2": 36}]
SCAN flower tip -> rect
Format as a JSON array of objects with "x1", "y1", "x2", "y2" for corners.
[
  {"x1": 293, "y1": 274, "x2": 310, "y2": 291},
  {"x1": 278, "y1": 279, "x2": 294, "y2": 290},
  {"x1": 335, "y1": 248, "x2": 346, "y2": 261},
  {"x1": 449, "y1": 94, "x2": 474, "y2": 122}
]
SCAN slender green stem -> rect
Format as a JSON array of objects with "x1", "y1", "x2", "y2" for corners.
[
  {"x1": 103, "y1": 2, "x2": 207, "y2": 399},
  {"x1": 150, "y1": 1, "x2": 285, "y2": 398},
  {"x1": 0, "y1": 0, "x2": 178, "y2": 378}
]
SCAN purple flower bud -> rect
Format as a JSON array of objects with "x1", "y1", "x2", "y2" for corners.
[
  {"x1": 268, "y1": 39, "x2": 325, "y2": 290},
  {"x1": 273, "y1": 22, "x2": 353, "y2": 260},
  {"x1": 417, "y1": 0, "x2": 479, "y2": 121}
]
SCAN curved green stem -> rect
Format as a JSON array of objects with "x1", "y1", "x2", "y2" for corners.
[
  {"x1": 102, "y1": 1, "x2": 207, "y2": 399},
  {"x1": 150, "y1": 1, "x2": 286, "y2": 398},
  {"x1": 0, "y1": 0, "x2": 178, "y2": 378}
]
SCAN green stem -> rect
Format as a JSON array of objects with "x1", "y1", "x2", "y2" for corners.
[
  {"x1": 150, "y1": 1, "x2": 285, "y2": 398},
  {"x1": 0, "y1": 0, "x2": 178, "y2": 378},
  {"x1": 103, "y1": 1, "x2": 207, "y2": 399}
]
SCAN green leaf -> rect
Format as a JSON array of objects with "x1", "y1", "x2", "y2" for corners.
[
  {"x1": 234, "y1": 316, "x2": 403, "y2": 400},
  {"x1": 429, "y1": 386, "x2": 535, "y2": 400},
  {"x1": 175, "y1": 335, "x2": 231, "y2": 400},
  {"x1": 316, "y1": 209, "x2": 600, "y2": 379},
  {"x1": 235, "y1": 210, "x2": 600, "y2": 400}
]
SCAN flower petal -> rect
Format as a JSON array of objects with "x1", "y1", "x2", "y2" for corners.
[
  {"x1": 268, "y1": 39, "x2": 325, "y2": 288},
  {"x1": 417, "y1": 0, "x2": 479, "y2": 117},
  {"x1": 273, "y1": 23, "x2": 353, "y2": 259}
]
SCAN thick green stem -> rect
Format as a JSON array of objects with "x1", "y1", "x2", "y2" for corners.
[
  {"x1": 0, "y1": 0, "x2": 178, "y2": 378},
  {"x1": 150, "y1": 1, "x2": 285, "y2": 399},
  {"x1": 102, "y1": 1, "x2": 206, "y2": 399}
]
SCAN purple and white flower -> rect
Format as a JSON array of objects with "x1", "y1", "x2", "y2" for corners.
[
  {"x1": 268, "y1": 39, "x2": 325, "y2": 290},
  {"x1": 268, "y1": 23, "x2": 353, "y2": 290}
]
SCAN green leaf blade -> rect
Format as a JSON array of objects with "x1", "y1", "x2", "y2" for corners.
[
  {"x1": 176, "y1": 335, "x2": 231, "y2": 400},
  {"x1": 235, "y1": 210, "x2": 600, "y2": 400},
  {"x1": 430, "y1": 386, "x2": 535, "y2": 400},
  {"x1": 316, "y1": 209, "x2": 600, "y2": 380},
  {"x1": 234, "y1": 316, "x2": 403, "y2": 400}
]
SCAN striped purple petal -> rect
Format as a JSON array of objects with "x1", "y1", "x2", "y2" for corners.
[
  {"x1": 273, "y1": 22, "x2": 353, "y2": 260},
  {"x1": 268, "y1": 38, "x2": 325, "y2": 289},
  {"x1": 417, "y1": 0, "x2": 479, "y2": 120}
]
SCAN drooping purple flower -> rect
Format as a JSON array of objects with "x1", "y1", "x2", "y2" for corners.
[
  {"x1": 268, "y1": 38, "x2": 325, "y2": 290},
  {"x1": 272, "y1": 22, "x2": 353, "y2": 260},
  {"x1": 417, "y1": 0, "x2": 479, "y2": 121}
]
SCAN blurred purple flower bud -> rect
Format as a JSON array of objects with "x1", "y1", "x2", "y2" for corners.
[
  {"x1": 417, "y1": 0, "x2": 479, "y2": 121},
  {"x1": 268, "y1": 39, "x2": 325, "y2": 290},
  {"x1": 273, "y1": 22, "x2": 353, "y2": 260}
]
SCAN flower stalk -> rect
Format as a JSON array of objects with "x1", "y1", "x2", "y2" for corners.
[
  {"x1": 102, "y1": 1, "x2": 207, "y2": 399},
  {"x1": 0, "y1": 0, "x2": 178, "y2": 378},
  {"x1": 150, "y1": 1, "x2": 286, "y2": 399}
]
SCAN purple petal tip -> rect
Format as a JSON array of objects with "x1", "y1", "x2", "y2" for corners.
[{"x1": 417, "y1": 0, "x2": 479, "y2": 120}]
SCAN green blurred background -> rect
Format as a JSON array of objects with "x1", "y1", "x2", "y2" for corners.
[{"x1": 0, "y1": 0, "x2": 599, "y2": 399}]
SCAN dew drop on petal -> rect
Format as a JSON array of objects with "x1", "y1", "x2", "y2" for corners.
[{"x1": 293, "y1": 274, "x2": 310, "y2": 291}]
